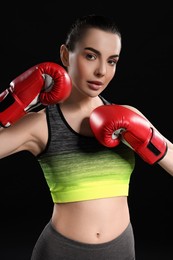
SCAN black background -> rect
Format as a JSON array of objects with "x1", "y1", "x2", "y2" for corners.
[{"x1": 0, "y1": 1, "x2": 173, "y2": 259}]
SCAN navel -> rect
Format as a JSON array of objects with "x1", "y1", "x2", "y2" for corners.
[{"x1": 96, "y1": 232, "x2": 100, "y2": 237}]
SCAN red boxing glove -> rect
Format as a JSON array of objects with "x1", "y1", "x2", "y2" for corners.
[
  {"x1": 89, "y1": 104, "x2": 167, "y2": 164},
  {"x1": 0, "y1": 62, "x2": 72, "y2": 127}
]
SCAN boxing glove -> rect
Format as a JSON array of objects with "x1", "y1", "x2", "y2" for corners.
[
  {"x1": 0, "y1": 62, "x2": 72, "y2": 127},
  {"x1": 89, "y1": 104, "x2": 167, "y2": 164}
]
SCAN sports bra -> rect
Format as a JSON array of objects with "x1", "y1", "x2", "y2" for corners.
[{"x1": 38, "y1": 96, "x2": 135, "y2": 203}]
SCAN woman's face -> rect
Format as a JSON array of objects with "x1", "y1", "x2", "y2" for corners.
[{"x1": 67, "y1": 28, "x2": 121, "y2": 98}]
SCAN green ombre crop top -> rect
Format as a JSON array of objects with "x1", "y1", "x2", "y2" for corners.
[{"x1": 38, "y1": 97, "x2": 135, "y2": 203}]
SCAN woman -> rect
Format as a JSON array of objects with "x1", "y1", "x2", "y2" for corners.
[{"x1": 0, "y1": 14, "x2": 172, "y2": 260}]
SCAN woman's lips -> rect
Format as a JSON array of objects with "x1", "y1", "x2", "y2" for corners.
[{"x1": 87, "y1": 81, "x2": 103, "y2": 91}]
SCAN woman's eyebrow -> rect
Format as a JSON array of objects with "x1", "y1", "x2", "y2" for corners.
[
  {"x1": 84, "y1": 47, "x2": 119, "y2": 58},
  {"x1": 84, "y1": 47, "x2": 100, "y2": 55}
]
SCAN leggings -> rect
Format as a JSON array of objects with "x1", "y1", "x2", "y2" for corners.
[{"x1": 31, "y1": 221, "x2": 135, "y2": 260}]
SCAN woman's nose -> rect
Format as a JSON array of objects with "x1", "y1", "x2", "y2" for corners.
[{"x1": 95, "y1": 62, "x2": 106, "y2": 77}]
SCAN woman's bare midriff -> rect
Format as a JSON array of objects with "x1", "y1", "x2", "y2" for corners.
[{"x1": 51, "y1": 196, "x2": 130, "y2": 244}]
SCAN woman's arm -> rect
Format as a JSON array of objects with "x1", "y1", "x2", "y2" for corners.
[
  {"x1": 89, "y1": 104, "x2": 173, "y2": 176},
  {"x1": 157, "y1": 139, "x2": 173, "y2": 176},
  {"x1": 125, "y1": 105, "x2": 173, "y2": 176},
  {"x1": 0, "y1": 109, "x2": 47, "y2": 159}
]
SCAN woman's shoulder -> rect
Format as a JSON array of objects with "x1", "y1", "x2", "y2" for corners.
[
  {"x1": 120, "y1": 104, "x2": 144, "y2": 117},
  {"x1": 100, "y1": 96, "x2": 143, "y2": 116}
]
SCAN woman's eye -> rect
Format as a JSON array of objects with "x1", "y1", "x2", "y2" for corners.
[
  {"x1": 108, "y1": 60, "x2": 117, "y2": 66},
  {"x1": 86, "y1": 53, "x2": 96, "y2": 60}
]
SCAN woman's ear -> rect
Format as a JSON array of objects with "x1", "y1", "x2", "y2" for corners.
[{"x1": 60, "y1": 44, "x2": 69, "y2": 67}]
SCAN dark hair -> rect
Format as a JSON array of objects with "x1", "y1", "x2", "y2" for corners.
[{"x1": 65, "y1": 14, "x2": 121, "y2": 52}]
